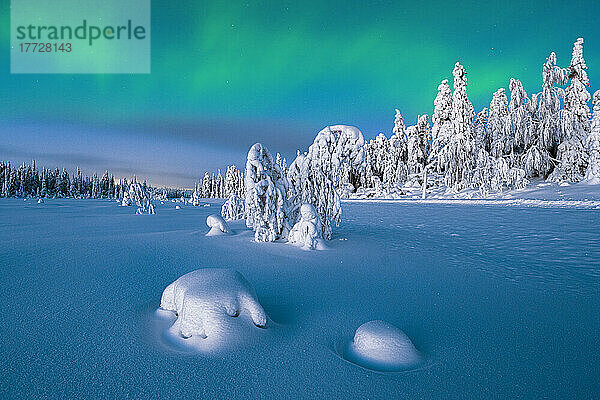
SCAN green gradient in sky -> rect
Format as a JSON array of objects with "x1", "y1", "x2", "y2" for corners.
[{"x1": 2, "y1": 0, "x2": 600, "y2": 138}]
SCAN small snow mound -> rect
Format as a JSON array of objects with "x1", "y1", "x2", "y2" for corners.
[
  {"x1": 159, "y1": 269, "x2": 268, "y2": 349},
  {"x1": 37, "y1": 198, "x2": 44, "y2": 204},
  {"x1": 206, "y1": 214, "x2": 230, "y2": 236},
  {"x1": 288, "y1": 204, "x2": 324, "y2": 250},
  {"x1": 345, "y1": 320, "x2": 420, "y2": 371}
]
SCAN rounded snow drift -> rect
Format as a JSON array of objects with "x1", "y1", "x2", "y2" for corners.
[
  {"x1": 206, "y1": 214, "x2": 230, "y2": 236},
  {"x1": 340, "y1": 320, "x2": 421, "y2": 372},
  {"x1": 158, "y1": 268, "x2": 268, "y2": 351}
]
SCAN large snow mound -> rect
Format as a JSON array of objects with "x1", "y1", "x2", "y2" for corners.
[
  {"x1": 344, "y1": 320, "x2": 421, "y2": 371},
  {"x1": 159, "y1": 269, "x2": 267, "y2": 349},
  {"x1": 206, "y1": 214, "x2": 230, "y2": 236}
]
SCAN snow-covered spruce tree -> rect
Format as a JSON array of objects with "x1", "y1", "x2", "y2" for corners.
[
  {"x1": 125, "y1": 179, "x2": 155, "y2": 214},
  {"x1": 439, "y1": 63, "x2": 475, "y2": 192},
  {"x1": 406, "y1": 115, "x2": 430, "y2": 191},
  {"x1": 40, "y1": 169, "x2": 47, "y2": 197},
  {"x1": 202, "y1": 172, "x2": 211, "y2": 198},
  {"x1": 275, "y1": 152, "x2": 285, "y2": 175},
  {"x1": 360, "y1": 109, "x2": 408, "y2": 194},
  {"x1": 393, "y1": 108, "x2": 405, "y2": 137},
  {"x1": 488, "y1": 88, "x2": 510, "y2": 158},
  {"x1": 365, "y1": 130, "x2": 407, "y2": 194},
  {"x1": 288, "y1": 125, "x2": 365, "y2": 239},
  {"x1": 216, "y1": 170, "x2": 224, "y2": 198},
  {"x1": 508, "y1": 78, "x2": 533, "y2": 156},
  {"x1": 221, "y1": 193, "x2": 246, "y2": 220},
  {"x1": 190, "y1": 182, "x2": 201, "y2": 206},
  {"x1": 407, "y1": 115, "x2": 430, "y2": 180},
  {"x1": 429, "y1": 79, "x2": 453, "y2": 173},
  {"x1": 365, "y1": 133, "x2": 389, "y2": 184},
  {"x1": 224, "y1": 165, "x2": 243, "y2": 198},
  {"x1": 585, "y1": 90, "x2": 600, "y2": 182},
  {"x1": 389, "y1": 109, "x2": 409, "y2": 187},
  {"x1": 473, "y1": 108, "x2": 489, "y2": 154},
  {"x1": 244, "y1": 143, "x2": 291, "y2": 242},
  {"x1": 472, "y1": 108, "x2": 493, "y2": 195},
  {"x1": 288, "y1": 153, "x2": 341, "y2": 238},
  {"x1": 529, "y1": 52, "x2": 566, "y2": 178},
  {"x1": 550, "y1": 38, "x2": 591, "y2": 182}
]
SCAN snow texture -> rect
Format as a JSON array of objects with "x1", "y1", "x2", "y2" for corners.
[
  {"x1": 206, "y1": 214, "x2": 231, "y2": 236},
  {"x1": 159, "y1": 269, "x2": 267, "y2": 347},
  {"x1": 585, "y1": 90, "x2": 600, "y2": 183},
  {"x1": 1, "y1": 198, "x2": 600, "y2": 399},
  {"x1": 288, "y1": 125, "x2": 365, "y2": 239},
  {"x1": 288, "y1": 203, "x2": 324, "y2": 250},
  {"x1": 551, "y1": 38, "x2": 591, "y2": 183},
  {"x1": 346, "y1": 320, "x2": 421, "y2": 371},
  {"x1": 439, "y1": 62, "x2": 475, "y2": 192},
  {"x1": 244, "y1": 143, "x2": 291, "y2": 242},
  {"x1": 221, "y1": 194, "x2": 245, "y2": 220}
]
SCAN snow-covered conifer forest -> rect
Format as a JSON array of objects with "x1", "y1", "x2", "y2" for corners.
[{"x1": 3, "y1": 38, "x2": 599, "y2": 207}]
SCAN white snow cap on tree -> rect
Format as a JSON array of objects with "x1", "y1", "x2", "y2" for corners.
[
  {"x1": 585, "y1": 90, "x2": 600, "y2": 183},
  {"x1": 308, "y1": 125, "x2": 366, "y2": 187},
  {"x1": 288, "y1": 203, "x2": 323, "y2": 250},
  {"x1": 244, "y1": 143, "x2": 291, "y2": 242}
]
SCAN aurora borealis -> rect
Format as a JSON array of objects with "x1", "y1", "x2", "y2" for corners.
[{"x1": 2, "y1": 0, "x2": 599, "y2": 187}]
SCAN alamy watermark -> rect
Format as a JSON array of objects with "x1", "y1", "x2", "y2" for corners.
[{"x1": 11, "y1": 0, "x2": 150, "y2": 73}]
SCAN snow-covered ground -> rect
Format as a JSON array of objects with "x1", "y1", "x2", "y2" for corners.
[{"x1": 1, "y1": 197, "x2": 599, "y2": 398}]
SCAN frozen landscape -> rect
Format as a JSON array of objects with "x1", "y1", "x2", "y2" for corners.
[
  {"x1": 1, "y1": 196, "x2": 599, "y2": 399},
  {"x1": 2, "y1": 27, "x2": 600, "y2": 398}
]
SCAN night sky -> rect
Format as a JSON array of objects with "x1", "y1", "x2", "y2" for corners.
[{"x1": 2, "y1": 0, "x2": 599, "y2": 187}]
